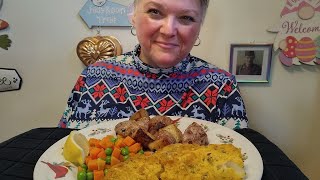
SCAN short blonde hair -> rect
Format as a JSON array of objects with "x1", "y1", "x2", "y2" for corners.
[{"x1": 133, "y1": 0, "x2": 209, "y2": 21}]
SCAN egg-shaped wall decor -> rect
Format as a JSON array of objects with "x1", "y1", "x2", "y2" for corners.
[{"x1": 295, "y1": 37, "x2": 316, "y2": 63}]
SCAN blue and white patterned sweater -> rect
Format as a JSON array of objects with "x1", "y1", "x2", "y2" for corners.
[{"x1": 59, "y1": 45, "x2": 248, "y2": 129}]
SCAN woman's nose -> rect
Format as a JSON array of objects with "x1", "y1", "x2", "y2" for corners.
[{"x1": 160, "y1": 17, "x2": 177, "y2": 37}]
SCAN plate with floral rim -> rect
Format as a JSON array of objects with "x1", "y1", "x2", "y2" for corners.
[{"x1": 33, "y1": 116, "x2": 263, "y2": 180}]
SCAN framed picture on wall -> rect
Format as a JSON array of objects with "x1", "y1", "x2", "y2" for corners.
[{"x1": 229, "y1": 44, "x2": 273, "y2": 83}]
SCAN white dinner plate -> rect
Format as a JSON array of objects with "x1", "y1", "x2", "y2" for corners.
[{"x1": 34, "y1": 117, "x2": 263, "y2": 180}]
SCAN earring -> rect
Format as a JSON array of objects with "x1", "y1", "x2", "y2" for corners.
[
  {"x1": 131, "y1": 26, "x2": 136, "y2": 36},
  {"x1": 194, "y1": 37, "x2": 201, "y2": 46}
]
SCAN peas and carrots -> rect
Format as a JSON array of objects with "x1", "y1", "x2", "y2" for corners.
[{"x1": 77, "y1": 135, "x2": 150, "y2": 180}]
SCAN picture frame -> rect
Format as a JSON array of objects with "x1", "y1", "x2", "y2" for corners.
[{"x1": 229, "y1": 44, "x2": 273, "y2": 83}]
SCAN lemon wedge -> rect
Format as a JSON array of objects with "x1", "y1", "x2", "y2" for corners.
[{"x1": 63, "y1": 131, "x2": 89, "y2": 165}]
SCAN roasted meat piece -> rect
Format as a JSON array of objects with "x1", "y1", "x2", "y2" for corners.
[
  {"x1": 148, "y1": 116, "x2": 173, "y2": 135},
  {"x1": 115, "y1": 120, "x2": 155, "y2": 149},
  {"x1": 115, "y1": 111, "x2": 150, "y2": 137},
  {"x1": 129, "y1": 108, "x2": 150, "y2": 121},
  {"x1": 132, "y1": 128, "x2": 156, "y2": 149},
  {"x1": 157, "y1": 124, "x2": 183, "y2": 143},
  {"x1": 134, "y1": 117, "x2": 149, "y2": 131},
  {"x1": 115, "y1": 112, "x2": 210, "y2": 151},
  {"x1": 182, "y1": 122, "x2": 209, "y2": 145},
  {"x1": 114, "y1": 121, "x2": 140, "y2": 137},
  {"x1": 148, "y1": 124, "x2": 183, "y2": 151}
]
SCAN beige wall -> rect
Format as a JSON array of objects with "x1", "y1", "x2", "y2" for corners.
[{"x1": 0, "y1": 0, "x2": 319, "y2": 179}]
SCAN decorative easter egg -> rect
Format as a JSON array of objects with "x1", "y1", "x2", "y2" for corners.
[
  {"x1": 279, "y1": 51, "x2": 293, "y2": 66},
  {"x1": 298, "y1": 5, "x2": 315, "y2": 20},
  {"x1": 278, "y1": 39, "x2": 287, "y2": 50},
  {"x1": 295, "y1": 37, "x2": 316, "y2": 62},
  {"x1": 282, "y1": 36, "x2": 298, "y2": 58},
  {"x1": 0, "y1": 19, "x2": 9, "y2": 30},
  {"x1": 315, "y1": 36, "x2": 320, "y2": 46},
  {"x1": 315, "y1": 36, "x2": 320, "y2": 59}
]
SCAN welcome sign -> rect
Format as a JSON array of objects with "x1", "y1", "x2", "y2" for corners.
[
  {"x1": 79, "y1": 0, "x2": 132, "y2": 28},
  {"x1": 268, "y1": 0, "x2": 320, "y2": 66}
]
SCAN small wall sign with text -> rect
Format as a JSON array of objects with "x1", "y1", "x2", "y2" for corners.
[
  {"x1": 79, "y1": 0, "x2": 132, "y2": 28},
  {"x1": 268, "y1": 0, "x2": 320, "y2": 66},
  {"x1": 0, "y1": 68, "x2": 22, "y2": 92}
]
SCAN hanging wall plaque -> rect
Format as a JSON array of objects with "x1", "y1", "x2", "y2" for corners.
[
  {"x1": 268, "y1": 0, "x2": 320, "y2": 66},
  {"x1": 79, "y1": 0, "x2": 131, "y2": 28},
  {"x1": 0, "y1": 68, "x2": 22, "y2": 92},
  {"x1": 76, "y1": 35, "x2": 122, "y2": 66}
]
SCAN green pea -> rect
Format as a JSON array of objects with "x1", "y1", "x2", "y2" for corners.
[
  {"x1": 105, "y1": 147, "x2": 113, "y2": 156},
  {"x1": 138, "y1": 149, "x2": 144, "y2": 154},
  {"x1": 106, "y1": 156, "x2": 111, "y2": 164},
  {"x1": 77, "y1": 171, "x2": 86, "y2": 180},
  {"x1": 104, "y1": 169, "x2": 108, "y2": 175},
  {"x1": 111, "y1": 137, "x2": 117, "y2": 143},
  {"x1": 121, "y1": 148, "x2": 129, "y2": 156},
  {"x1": 123, "y1": 155, "x2": 130, "y2": 161},
  {"x1": 78, "y1": 167, "x2": 86, "y2": 173},
  {"x1": 81, "y1": 164, "x2": 88, "y2": 171},
  {"x1": 86, "y1": 172, "x2": 93, "y2": 180}
]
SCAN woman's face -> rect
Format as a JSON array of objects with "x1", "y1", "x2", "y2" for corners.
[{"x1": 132, "y1": 0, "x2": 202, "y2": 68}]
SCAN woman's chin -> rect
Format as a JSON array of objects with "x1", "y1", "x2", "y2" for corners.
[
  {"x1": 152, "y1": 55, "x2": 181, "y2": 68},
  {"x1": 155, "y1": 60, "x2": 178, "y2": 68}
]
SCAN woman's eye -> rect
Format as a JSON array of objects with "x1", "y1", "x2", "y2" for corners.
[
  {"x1": 180, "y1": 16, "x2": 196, "y2": 24},
  {"x1": 147, "y1": 9, "x2": 161, "y2": 16}
]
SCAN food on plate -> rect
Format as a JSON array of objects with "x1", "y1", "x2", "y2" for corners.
[
  {"x1": 115, "y1": 109, "x2": 209, "y2": 151},
  {"x1": 114, "y1": 120, "x2": 145, "y2": 137},
  {"x1": 69, "y1": 110, "x2": 243, "y2": 179},
  {"x1": 115, "y1": 120, "x2": 156, "y2": 149},
  {"x1": 148, "y1": 115, "x2": 173, "y2": 135},
  {"x1": 105, "y1": 143, "x2": 246, "y2": 179},
  {"x1": 148, "y1": 124, "x2": 183, "y2": 151},
  {"x1": 131, "y1": 127, "x2": 156, "y2": 149},
  {"x1": 62, "y1": 131, "x2": 89, "y2": 165},
  {"x1": 129, "y1": 108, "x2": 149, "y2": 121},
  {"x1": 183, "y1": 122, "x2": 209, "y2": 145},
  {"x1": 77, "y1": 134, "x2": 151, "y2": 180}
]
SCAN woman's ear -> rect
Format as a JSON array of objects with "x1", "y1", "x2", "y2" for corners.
[
  {"x1": 127, "y1": 3, "x2": 135, "y2": 25},
  {"x1": 131, "y1": 12, "x2": 137, "y2": 26},
  {"x1": 130, "y1": 15, "x2": 135, "y2": 26}
]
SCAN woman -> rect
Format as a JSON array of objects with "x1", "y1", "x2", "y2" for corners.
[{"x1": 58, "y1": 0, "x2": 248, "y2": 129}]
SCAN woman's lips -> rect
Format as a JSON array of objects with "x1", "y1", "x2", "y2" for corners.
[{"x1": 156, "y1": 41, "x2": 178, "y2": 49}]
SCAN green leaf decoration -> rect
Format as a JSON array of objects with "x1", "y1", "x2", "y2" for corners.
[{"x1": 0, "y1": 34, "x2": 12, "y2": 50}]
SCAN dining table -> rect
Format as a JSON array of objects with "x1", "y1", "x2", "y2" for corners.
[{"x1": 0, "y1": 127, "x2": 308, "y2": 180}]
